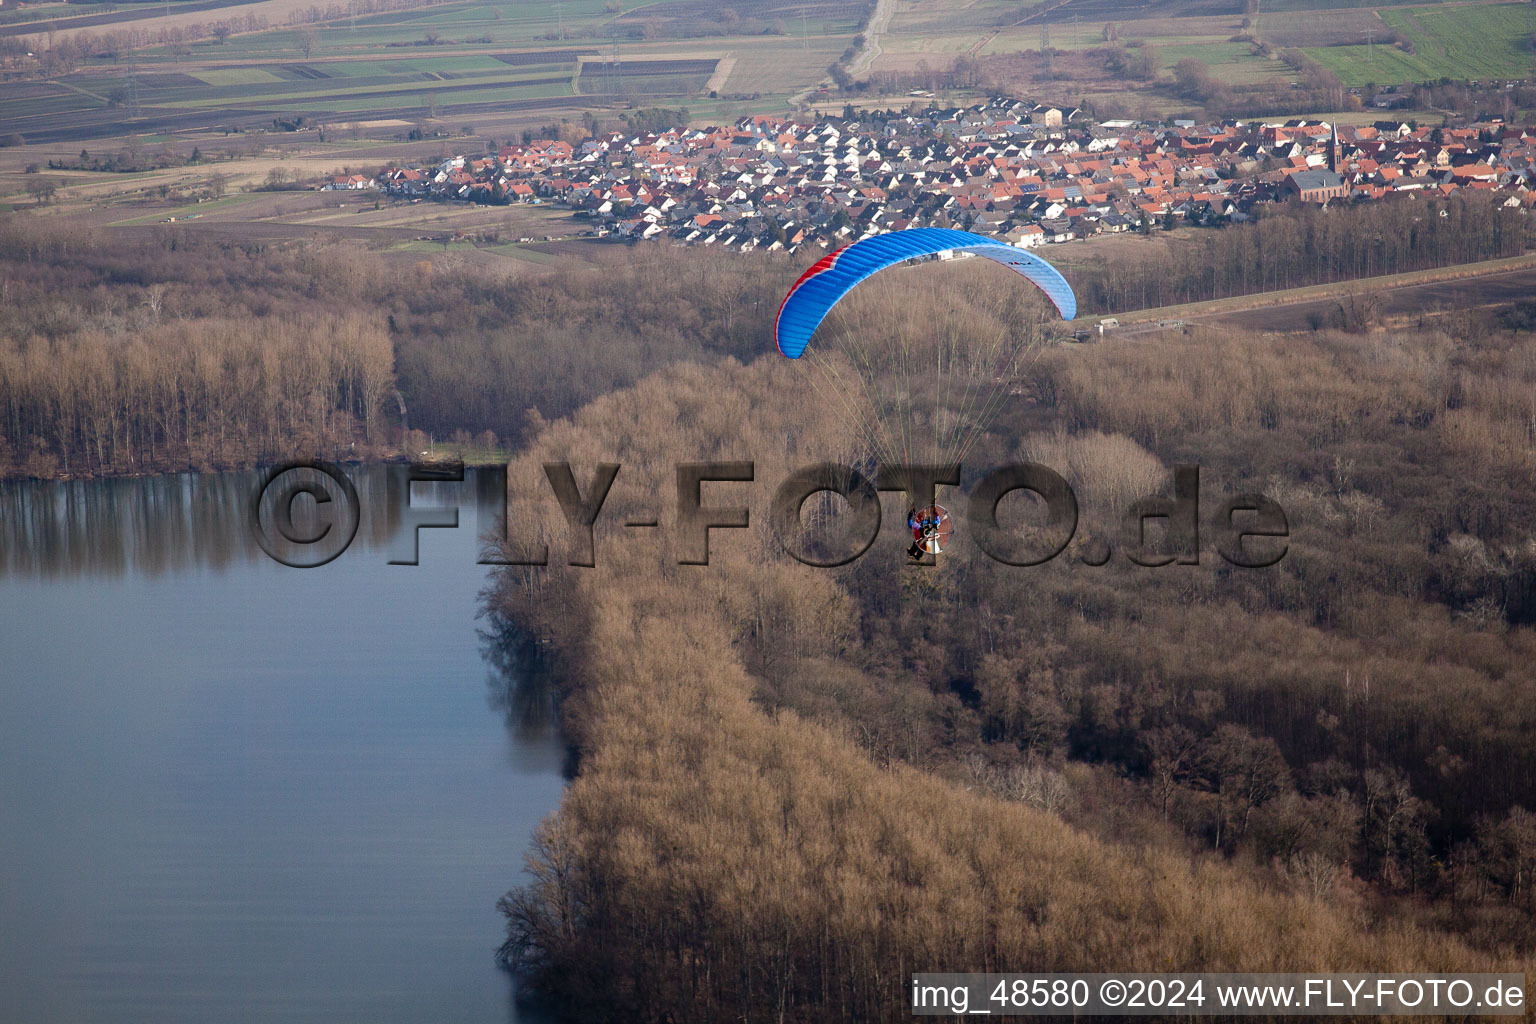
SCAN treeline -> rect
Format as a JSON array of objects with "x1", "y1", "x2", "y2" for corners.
[
  {"x1": 824, "y1": 0, "x2": 882, "y2": 91},
  {"x1": 1074, "y1": 193, "x2": 1532, "y2": 314},
  {"x1": 45, "y1": 142, "x2": 212, "y2": 175},
  {"x1": 0, "y1": 221, "x2": 396, "y2": 475},
  {"x1": 0, "y1": 315, "x2": 392, "y2": 476},
  {"x1": 18, "y1": 15, "x2": 272, "y2": 72},
  {"x1": 0, "y1": 217, "x2": 796, "y2": 477},
  {"x1": 4, "y1": 196, "x2": 1533, "y2": 478},
  {"x1": 1409, "y1": 80, "x2": 1536, "y2": 123},
  {"x1": 867, "y1": 54, "x2": 987, "y2": 95},
  {"x1": 486, "y1": 325, "x2": 1536, "y2": 1021}
]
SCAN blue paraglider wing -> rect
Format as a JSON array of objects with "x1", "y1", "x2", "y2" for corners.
[{"x1": 774, "y1": 227, "x2": 1077, "y2": 359}]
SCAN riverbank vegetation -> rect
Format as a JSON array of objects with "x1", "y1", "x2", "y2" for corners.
[
  {"x1": 5, "y1": 209, "x2": 1536, "y2": 1018},
  {"x1": 486, "y1": 311, "x2": 1536, "y2": 1019},
  {"x1": 4, "y1": 195, "x2": 1531, "y2": 477},
  {"x1": 0, "y1": 217, "x2": 790, "y2": 477}
]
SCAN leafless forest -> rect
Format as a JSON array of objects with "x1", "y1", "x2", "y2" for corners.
[
  {"x1": 0, "y1": 218, "x2": 785, "y2": 476},
  {"x1": 5, "y1": 210, "x2": 1536, "y2": 1021},
  {"x1": 484, "y1": 290, "x2": 1536, "y2": 1020},
  {"x1": 1071, "y1": 192, "x2": 1533, "y2": 312},
  {"x1": 2, "y1": 196, "x2": 1529, "y2": 478}
]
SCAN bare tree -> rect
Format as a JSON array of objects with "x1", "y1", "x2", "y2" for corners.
[
  {"x1": 142, "y1": 284, "x2": 166, "y2": 324},
  {"x1": 1145, "y1": 725, "x2": 1199, "y2": 820}
]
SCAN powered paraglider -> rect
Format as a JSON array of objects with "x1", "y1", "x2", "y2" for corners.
[{"x1": 774, "y1": 228, "x2": 1077, "y2": 470}]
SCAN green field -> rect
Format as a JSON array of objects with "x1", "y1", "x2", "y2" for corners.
[
  {"x1": 1306, "y1": 3, "x2": 1536, "y2": 86},
  {"x1": 184, "y1": 82, "x2": 567, "y2": 111},
  {"x1": 272, "y1": 79, "x2": 575, "y2": 114},
  {"x1": 193, "y1": 68, "x2": 289, "y2": 86},
  {"x1": 874, "y1": 0, "x2": 1534, "y2": 96},
  {"x1": 1261, "y1": 0, "x2": 1478, "y2": 8},
  {"x1": 1153, "y1": 41, "x2": 1290, "y2": 86}
]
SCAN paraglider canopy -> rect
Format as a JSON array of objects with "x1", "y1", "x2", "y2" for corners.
[
  {"x1": 775, "y1": 228, "x2": 1077, "y2": 359},
  {"x1": 772, "y1": 227, "x2": 1079, "y2": 469}
]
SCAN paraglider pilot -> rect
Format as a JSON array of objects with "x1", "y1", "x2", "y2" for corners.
[{"x1": 907, "y1": 506, "x2": 939, "y2": 560}]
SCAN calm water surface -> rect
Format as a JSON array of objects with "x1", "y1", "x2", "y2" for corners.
[{"x1": 0, "y1": 467, "x2": 563, "y2": 1024}]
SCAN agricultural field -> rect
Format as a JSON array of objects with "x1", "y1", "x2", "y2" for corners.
[
  {"x1": 610, "y1": 0, "x2": 866, "y2": 35},
  {"x1": 0, "y1": 0, "x2": 866, "y2": 147},
  {"x1": 876, "y1": 1, "x2": 1282, "y2": 84},
  {"x1": 870, "y1": 0, "x2": 1533, "y2": 110},
  {"x1": 576, "y1": 56, "x2": 718, "y2": 96},
  {"x1": 1150, "y1": 41, "x2": 1290, "y2": 86},
  {"x1": 1258, "y1": 9, "x2": 1390, "y2": 48},
  {"x1": 1032, "y1": 0, "x2": 1466, "y2": 17},
  {"x1": 874, "y1": 0, "x2": 1530, "y2": 67},
  {"x1": 0, "y1": 0, "x2": 100, "y2": 29},
  {"x1": 0, "y1": 55, "x2": 594, "y2": 144},
  {"x1": 1304, "y1": 3, "x2": 1536, "y2": 86},
  {"x1": 1257, "y1": 0, "x2": 1470, "y2": 10}
]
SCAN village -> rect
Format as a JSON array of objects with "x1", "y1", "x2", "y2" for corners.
[{"x1": 355, "y1": 98, "x2": 1536, "y2": 252}]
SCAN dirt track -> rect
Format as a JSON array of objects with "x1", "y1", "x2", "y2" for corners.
[
  {"x1": 1200, "y1": 266, "x2": 1536, "y2": 331},
  {"x1": 848, "y1": 0, "x2": 893, "y2": 77}
]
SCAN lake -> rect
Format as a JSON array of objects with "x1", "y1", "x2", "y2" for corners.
[{"x1": 0, "y1": 466, "x2": 564, "y2": 1024}]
